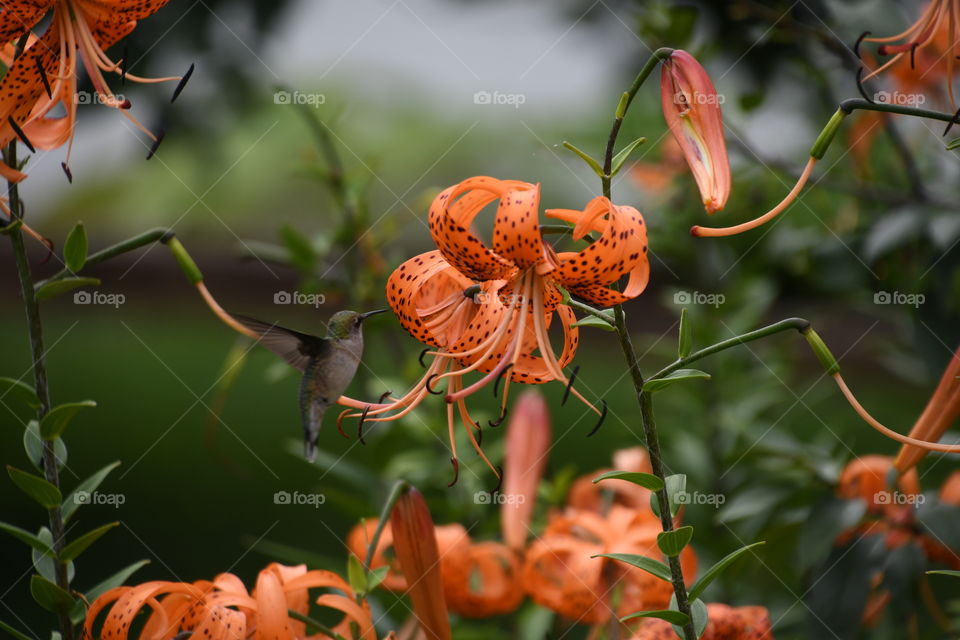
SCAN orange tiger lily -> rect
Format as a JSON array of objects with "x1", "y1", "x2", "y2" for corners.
[
  {"x1": 628, "y1": 603, "x2": 773, "y2": 639},
  {"x1": 837, "y1": 455, "x2": 920, "y2": 516},
  {"x1": 661, "y1": 50, "x2": 730, "y2": 215},
  {"x1": 0, "y1": 0, "x2": 182, "y2": 181},
  {"x1": 567, "y1": 446, "x2": 653, "y2": 513},
  {"x1": 522, "y1": 505, "x2": 696, "y2": 625},
  {"x1": 82, "y1": 562, "x2": 377, "y2": 640},
  {"x1": 339, "y1": 177, "x2": 649, "y2": 479}
]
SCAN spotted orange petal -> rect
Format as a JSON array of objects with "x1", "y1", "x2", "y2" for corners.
[
  {"x1": 492, "y1": 182, "x2": 544, "y2": 269},
  {"x1": 443, "y1": 542, "x2": 524, "y2": 618},
  {"x1": 0, "y1": 1, "x2": 51, "y2": 44}
]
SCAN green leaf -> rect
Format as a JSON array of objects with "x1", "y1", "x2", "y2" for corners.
[
  {"x1": 946, "y1": 137, "x2": 960, "y2": 151},
  {"x1": 664, "y1": 474, "x2": 687, "y2": 516},
  {"x1": 279, "y1": 224, "x2": 316, "y2": 272},
  {"x1": 595, "y1": 553, "x2": 672, "y2": 583},
  {"x1": 619, "y1": 609, "x2": 690, "y2": 625},
  {"x1": 928, "y1": 569, "x2": 960, "y2": 578},
  {"x1": 677, "y1": 308, "x2": 692, "y2": 358},
  {"x1": 688, "y1": 541, "x2": 766, "y2": 601},
  {"x1": 347, "y1": 553, "x2": 367, "y2": 594},
  {"x1": 592, "y1": 470, "x2": 664, "y2": 492},
  {"x1": 642, "y1": 369, "x2": 711, "y2": 393},
  {"x1": 30, "y1": 575, "x2": 75, "y2": 614},
  {"x1": 23, "y1": 421, "x2": 67, "y2": 472},
  {"x1": 35, "y1": 277, "x2": 100, "y2": 302},
  {"x1": 0, "y1": 376, "x2": 40, "y2": 408},
  {"x1": 40, "y1": 400, "x2": 96, "y2": 440},
  {"x1": 64, "y1": 222, "x2": 88, "y2": 272},
  {"x1": 561, "y1": 141, "x2": 604, "y2": 177},
  {"x1": 610, "y1": 137, "x2": 647, "y2": 176},
  {"x1": 59, "y1": 522, "x2": 119, "y2": 562},
  {"x1": 7, "y1": 466, "x2": 62, "y2": 508},
  {"x1": 668, "y1": 595, "x2": 708, "y2": 638},
  {"x1": 70, "y1": 559, "x2": 150, "y2": 624},
  {"x1": 33, "y1": 528, "x2": 74, "y2": 585},
  {"x1": 366, "y1": 566, "x2": 389, "y2": 591},
  {"x1": 657, "y1": 526, "x2": 694, "y2": 557},
  {"x1": 571, "y1": 315, "x2": 616, "y2": 331},
  {"x1": 0, "y1": 619, "x2": 35, "y2": 640},
  {"x1": 0, "y1": 520, "x2": 54, "y2": 555},
  {"x1": 62, "y1": 461, "x2": 121, "y2": 523}
]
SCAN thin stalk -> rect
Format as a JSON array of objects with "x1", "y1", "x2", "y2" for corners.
[
  {"x1": 38, "y1": 227, "x2": 173, "y2": 286},
  {"x1": 287, "y1": 610, "x2": 345, "y2": 640},
  {"x1": 363, "y1": 479, "x2": 409, "y2": 570},
  {"x1": 6, "y1": 140, "x2": 74, "y2": 640}
]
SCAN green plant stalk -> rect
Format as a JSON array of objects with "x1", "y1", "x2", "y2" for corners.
[
  {"x1": 5, "y1": 142, "x2": 74, "y2": 640},
  {"x1": 38, "y1": 227, "x2": 173, "y2": 286},
  {"x1": 287, "y1": 610, "x2": 344, "y2": 640},
  {"x1": 601, "y1": 45, "x2": 696, "y2": 640},
  {"x1": 363, "y1": 479, "x2": 409, "y2": 570}
]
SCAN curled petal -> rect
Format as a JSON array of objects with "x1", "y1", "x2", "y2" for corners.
[
  {"x1": 501, "y1": 391, "x2": 551, "y2": 548},
  {"x1": 492, "y1": 182, "x2": 544, "y2": 269},
  {"x1": 894, "y1": 345, "x2": 960, "y2": 473},
  {"x1": 253, "y1": 570, "x2": 294, "y2": 640},
  {"x1": 443, "y1": 542, "x2": 524, "y2": 618}
]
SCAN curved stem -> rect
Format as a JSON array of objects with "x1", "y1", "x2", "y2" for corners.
[{"x1": 363, "y1": 479, "x2": 409, "y2": 570}]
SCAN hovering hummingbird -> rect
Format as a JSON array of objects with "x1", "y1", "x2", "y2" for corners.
[{"x1": 236, "y1": 309, "x2": 386, "y2": 462}]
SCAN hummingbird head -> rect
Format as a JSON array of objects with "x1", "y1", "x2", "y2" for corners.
[{"x1": 326, "y1": 309, "x2": 386, "y2": 339}]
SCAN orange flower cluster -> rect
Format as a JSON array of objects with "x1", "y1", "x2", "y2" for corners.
[{"x1": 82, "y1": 562, "x2": 379, "y2": 640}]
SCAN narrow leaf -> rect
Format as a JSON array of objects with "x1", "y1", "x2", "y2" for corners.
[
  {"x1": 688, "y1": 541, "x2": 766, "y2": 601},
  {"x1": 0, "y1": 620, "x2": 35, "y2": 640},
  {"x1": 40, "y1": 400, "x2": 96, "y2": 440},
  {"x1": 610, "y1": 137, "x2": 647, "y2": 176},
  {"x1": 23, "y1": 421, "x2": 68, "y2": 472},
  {"x1": 657, "y1": 526, "x2": 694, "y2": 557},
  {"x1": 59, "y1": 522, "x2": 119, "y2": 562},
  {"x1": 62, "y1": 461, "x2": 121, "y2": 522},
  {"x1": 35, "y1": 277, "x2": 100, "y2": 302},
  {"x1": 30, "y1": 575, "x2": 75, "y2": 614},
  {"x1": 619, "y1": 609, "x2": 690, "y2": 625},
  {"x1": 595, "y1": 553, "x2": 672, "y2": 582},
  {"x1": 7, "y1": 466, "x2": 62, "y2": 508},
  {"x1": 64, "y1": 222, "x2": 88, "y2": 272},
  {"x1": 643, "y1": 369, "x2": 711, "y2": 393},
  {"x1": 665, "y1": 474, "x2": 687, "y2": 516},
  {"x1": 347, "y1": 553, "x2": 367, "y2": 595},
  {"x1": 561, "y1": 141, "x2": 604, "y2": 177},
  {"x1": 571, "y1": 315, "x2": 616, "y2": 331},
  {"x1": 593, "y1": 470, "x2": 664, "y2": 491},
  {"x1": 928, "y1": 569, "x2": 960, "y2": 578},
  {"x1": 677, "y1": 308, "x2": 692, "y2": 358},
  {"x1": 0, "y1": 520, "x2": 54, "y2": 555},
  {"x1": 0, "y1": 377, "x2": 40, "y2": 408}
]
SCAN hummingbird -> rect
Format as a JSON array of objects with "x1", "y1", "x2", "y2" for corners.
[{"x1": 235, "y1": 309, "x2": 386, "y2": 462}]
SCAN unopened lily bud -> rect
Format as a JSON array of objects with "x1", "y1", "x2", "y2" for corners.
[
  {"x1": 501, "y1": 391, "x2": 551, "y2": 549},
  {"x1": 660, "y1": 50, "x2": 730, "y2": 215},
  {"x1": 894, "y1": 346, "x2": 960, "y2": 473}
]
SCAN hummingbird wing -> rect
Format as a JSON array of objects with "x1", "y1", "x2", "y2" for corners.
[{"x1": 233, "y1": 315, "x2": 329, "y2": 372}]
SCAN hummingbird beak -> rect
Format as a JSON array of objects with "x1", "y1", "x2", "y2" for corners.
[{"x1": 359, "y1": 309, "x2": 387, "y2": 321}]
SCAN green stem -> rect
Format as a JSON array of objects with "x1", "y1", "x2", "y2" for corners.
[
  {"x1": 5, "y1": 145, "x2": 74, "y2": 640},
  {"x1": 364, "y1": 479, "x2": 409, "y2": 569},
  {"x1": 287, "y1": 610, "x2": 345, "y2": 640},
  {"x1": 37, "y1": 227, "x2": 173, "y2": 286},
  {"x1": 564, "y1": 296, "x2": 614, "y2": 325}
]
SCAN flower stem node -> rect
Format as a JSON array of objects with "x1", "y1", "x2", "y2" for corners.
[{"x1": 801, "y1": 328, "x2": 841, "y2": 375}]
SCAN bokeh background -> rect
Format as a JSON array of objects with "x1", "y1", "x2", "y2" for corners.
[{"x1": 1, "y1": 0, "x2": 959, "y2": 638}]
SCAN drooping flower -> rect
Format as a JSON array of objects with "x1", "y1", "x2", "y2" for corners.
[
  {"x1": 82, "y1": 562, "x2": 378, "y2": 640},
  {"x1": 837, "y1": 455, "x2": 920, "y2": 516},
  {"x1": 660, "y1": 50, "x2": 730, "y2": 215},
  {"x1": 501, "y1": 390, "x2": 551, "y2": 549},
  {"x1": 628, "y1": 603, "x2": 774, "y2": 639},
  {"x1": 339, "y1": 177, "x2": 650, "y2": 479},
  {"x1": 0, "y1": 0, "x2": 184, "y2": 182},
  {"x1": 522, "y1": 505, "x2": 696, "y2": 624}
]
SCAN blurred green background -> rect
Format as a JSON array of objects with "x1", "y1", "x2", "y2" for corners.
[{"x1": 1, "y1": 0, "x2": 959, "y2": 638}]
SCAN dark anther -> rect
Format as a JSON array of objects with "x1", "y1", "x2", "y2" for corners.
[
  {"x1": 475, "y1": 424, "x2": 483, "y2": 447},
  {"x1": 942, "y1": 107, "x2": 960, "y2": 137},
  {"x1": 853, "y1": 31, "x2": 871, "y2": 60},
  {"x1": 562, "y1": 366, "x2": 580, "y2": 406},
  {"x1": 448, "y1": 457, "x2": 460, "y2": 487},
  {"x1": 463, "y1": 284, "x2": 482, "y2": 299},
  {"x1": 35, "y1": 56, "x2": 51, "y2": 98},
  {"x1": 61, "y1": 162, "x2": 73, "y2": 183},
  {"x1": 118, "y1": 98, "x2": 132, "y2": 110},
  {"x1": 171, "y1": 63, "x2": 195, "y2": 103},
  {"x1": 855, "y1": 67, "x2": 875, "y2": 104},
  {"x1": 146, "y1": 130, "x2": 166, "y2": 160},
  {"x1": 910, "y1": 42, "x2": 918, "y2": 70},
  {"x1": 488, "y1": 407, "x2": 508, "y2": 428},
  {"x1": 493, "y1": 363, "x2": 514, "y2": 398},
  {"x1": 586, "y1": 400, "x2": 608, "y2": 437},
  {"x1": 8, "y1": 117, "x2": 35, "y2": 153},
  {"x1": 357, "y1": 406, "x2": 370, "y2": 445},
  {"x1": 418, "y1": 348, "x2": 430, "y2": 368},
  {"x1": 491, "y1": 465, "x2": 504, "y2": 494},
  {"x1": 173, "y1": 632, "x2": 193, "y2": 640},
  {"x1": 378, "y1": 390, "x2": 392, "y2": 403},
  {"x1": 38, "y1": 236, "x2": 55, "y2": 264},
  {"x1": 426, "y1": 374, "x2": 444, "y2": 395}
]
